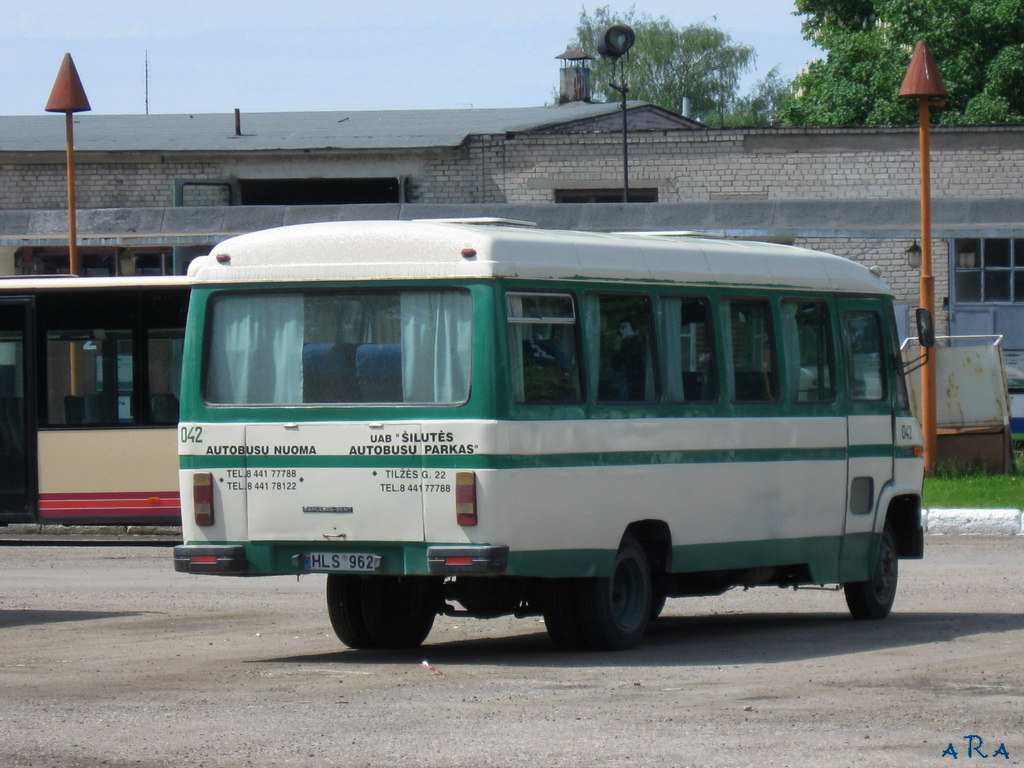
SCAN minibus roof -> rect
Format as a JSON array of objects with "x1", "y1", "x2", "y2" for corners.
[{"x1": 188, "y1": 219, "x2": 890, "y2": 295}]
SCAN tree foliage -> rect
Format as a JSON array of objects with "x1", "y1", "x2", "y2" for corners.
[
  {"x1": 783, "y1": 0, "x2": 1024, "y2": 125},
  {"x1": 567, "y1": 6, "x2": 783, "y2": 126}
]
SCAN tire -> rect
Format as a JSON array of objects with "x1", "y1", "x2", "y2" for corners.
[
  {"x1": 541, "y1": 579, "x2": 588, "y2": 650},
  {"x1": 359, "y1": 576, "x2": 442, "y2": 648},
  {"x1": 326, "y1": 574, "x2": 377, "y2": 649},
  {"x1": 576, "y1": 535, "x2": 652, "y2": 650},
  {"x1": 844, "y1": 523, "x2": 899, "y2": 620}
]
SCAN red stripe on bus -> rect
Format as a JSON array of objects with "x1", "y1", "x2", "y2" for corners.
[{"x1": 38, "y1": 492, "x2": 181, "y2": 518}]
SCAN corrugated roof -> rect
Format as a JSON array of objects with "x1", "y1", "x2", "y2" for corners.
[{"x1": 0, "y1": 101, "x2": 670, "y2": 153}]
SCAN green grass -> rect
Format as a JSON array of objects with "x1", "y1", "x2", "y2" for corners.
[{"x1": 922, "y1": 454, "x2": 1024, "y2": 508}]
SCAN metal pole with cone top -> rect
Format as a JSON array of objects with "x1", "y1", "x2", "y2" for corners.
[
  {"x1": 45, "y1": 53, "x2": 91, "y2": 277},
  {"x1": 899, "y1": 41, "x2": 946, "y2": 476}
]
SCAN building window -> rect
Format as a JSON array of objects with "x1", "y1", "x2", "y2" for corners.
[
  {"x1": 238, "y1": 178, "x2": 402, "y2": 205},
  {"x1": 555, "y1": 188, "x2": 658, "y2": 203},
  {"x1": 953, "y1": 238, "x2": 1024, "y2": 303}
]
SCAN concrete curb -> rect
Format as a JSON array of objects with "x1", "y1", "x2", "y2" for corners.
[{"x1": 923, "y1": 508, "x2": 1023, "y2": 535}]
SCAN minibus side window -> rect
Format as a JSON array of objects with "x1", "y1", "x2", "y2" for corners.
[
  {"x1": 724, "y1": 298, "x2": 778, "y2": 403},
  {"x1": 586, "y1": 294, "x2": 658, "y2": 403},
  {"x1": 661, "y1": 295, "x2": 716, "y2": 402},
  {"x1": 781, "y1": 299, "x2": 835, "y2": 404},
  {"x1": 843, "y1": 311, "x2": 886, "y2": 401},
  {"x1": 506, "y1": 292, "x2": 582, "y2": 404}
]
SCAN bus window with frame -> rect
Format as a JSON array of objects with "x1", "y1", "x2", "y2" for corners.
[
  {"x1": 661, "y1": 295, "x2": 716, "y2": 403},
  {"x1": 781, "y1": 299, "x2": 836, "y2": 404},
  {"x1": 205, "y1": 289, "x2": 472, "y2": 405},
  {"x1": 843, "y1": 311, "x2": 887, "y2": 401},
  {"x1": 585, "y1": 294, "x2": 658, "y2": 403},
  {"x1": 506, "y1": 292, "x2": 582, "y2": 404},
  {"x1": 46, "y1": 328, "x2": 133, "y2": 425},
  {"x1": 724, "y1": 298, "x2": 778, "y2": 403},
  {"x1": 147, "y1": 329, "x2": 183, "y2": 424}
]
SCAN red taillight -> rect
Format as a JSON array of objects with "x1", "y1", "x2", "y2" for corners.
[
  {"x1": 190, "y1": 555, "x2": 218, "y2": 565},
  {"x1": 193, "y1": 471, "x2": 214, "y2": 526},
  {"x1": 455, "y1": 471, "x2": 477, "y2": 526}
]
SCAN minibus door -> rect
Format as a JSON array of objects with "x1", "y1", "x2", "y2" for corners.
[
  {"x1": 0, "y1": 299, "x2": 37, "y2": 523},
  {"x1": 243, "y1": 422, "x2": 427, "y2": 543},
  {"x1": 838, "y1": 299, "x2": 894, "y2": 574}
]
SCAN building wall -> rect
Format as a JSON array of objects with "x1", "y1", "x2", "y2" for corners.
[
  {"x1": 6, "y1": 126, "x2": 1024, "y2": 211},
  {"x1": 4, "y1": 122, "x2": 1021, "y2": 340}
]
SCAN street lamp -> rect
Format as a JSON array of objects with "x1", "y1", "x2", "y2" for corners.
[
  {"x1": 45, "y1": 53, "x2": 91, "y2": 277},
  {"x1": 598, "y1": 24, "x2": 635, "y2": 203},
  {"x1": 899, "y1": 40, "x2": 946, "y2": 476}
]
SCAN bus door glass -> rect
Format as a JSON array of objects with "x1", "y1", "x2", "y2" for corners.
[
  {"x1": 0, "y1": 299, "x2": 36, "y2": 522},
  {"x1": 838, "y1": 297, "x2": 895, "y2": 543}
]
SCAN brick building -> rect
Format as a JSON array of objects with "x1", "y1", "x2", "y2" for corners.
[{"x1": 2, "y1": 101, "x2": 1024, "y2": 355}]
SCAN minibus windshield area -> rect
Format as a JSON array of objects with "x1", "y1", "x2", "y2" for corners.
[{"x1": 204, "y1": 289, "x2": 472, "y2": 405}]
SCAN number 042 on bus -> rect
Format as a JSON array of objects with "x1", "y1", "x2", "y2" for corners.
[{"x1": 173, "y1": 219, "x2": 932, "y2": 651}]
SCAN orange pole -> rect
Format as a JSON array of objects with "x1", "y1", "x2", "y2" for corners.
[
  {"x1": 918, "y1": 96, "x2": 937, "y2": 475},
  {"x1": 64, "y1": 111, "x2": 80, "y2": 276}
]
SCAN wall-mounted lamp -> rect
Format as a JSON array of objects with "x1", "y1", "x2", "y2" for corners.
[
  {"x1": 118, "y1": 248, "x2": 136, "y2": 276},
  {"x1": 905, "y1": 240, "x2": 922, "y2": 269},
  {"x1": 957, "y1": 243, "x2": 977, "y2": 269}
]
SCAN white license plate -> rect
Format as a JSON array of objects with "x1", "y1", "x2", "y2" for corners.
[{"x1": 301, "y1": 552, "x2": 384, "y2": 572}]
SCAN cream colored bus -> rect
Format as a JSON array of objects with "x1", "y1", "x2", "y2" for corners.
[
  {"x1": 174, "y1": 220, "x2": 929, "y2": 650},
  {"x1": 0, "y1": 276, "x2": 187, "y2": 526}
]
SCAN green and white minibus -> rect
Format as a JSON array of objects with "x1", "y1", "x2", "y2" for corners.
[{"x1": 173, "y1": 219, "x2": 928, "y2": 651}]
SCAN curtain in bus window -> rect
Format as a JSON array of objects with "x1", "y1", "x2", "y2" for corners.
[
  {"x1": 207, "y1": 294, "x2": 303, "y2": 404},
  {"x1": 662, "y1": 296, "x2": 714, "y2": 402},
  {"x1": 726, "y1": 299, "x2": 777, "y2": 403},
  {"x1": 399, "y1": 292, "x2": 471, "y2": 403},
  {"x1": 781, "y1": 300, "x2": 835, "y2": 403}
]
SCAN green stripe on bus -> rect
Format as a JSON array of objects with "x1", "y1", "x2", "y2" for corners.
[
  {"x1": 180, "y1": 445, "x2": 852, "y2": 471},
  {"x1": 199, "y1": 533, "x2": 868, "y2": 581}
]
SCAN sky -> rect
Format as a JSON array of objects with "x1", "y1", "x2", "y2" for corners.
[{"x1": 2, "y1": 0, "x2": 821, "y2": 116}]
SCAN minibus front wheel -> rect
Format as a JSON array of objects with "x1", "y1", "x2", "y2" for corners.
[{"x1": 844, "y1": 523, "x2": 898, "y2": 620}]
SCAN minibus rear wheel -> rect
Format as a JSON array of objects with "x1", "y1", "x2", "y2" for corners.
[
  {"x1": 576, "y1": 535, "x2": 652, "y2": 650},
  {"x1": 360, "y1": 576, "x2": 443, "y2": 648},
  {"x1": 326, "y1": 574, "x2": 376, "y2": 649}
]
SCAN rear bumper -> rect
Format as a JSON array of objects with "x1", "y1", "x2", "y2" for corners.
[{"x1": 173, "y1": 544, "x2": 249, "y2": 575}]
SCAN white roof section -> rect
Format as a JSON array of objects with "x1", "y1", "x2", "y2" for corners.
[
  {"x1": 0, "y1": 274, "x2": 191, "y2": 291},
  {"x1": 189, "y1": 220, "x2": 891, "y2": 295}
]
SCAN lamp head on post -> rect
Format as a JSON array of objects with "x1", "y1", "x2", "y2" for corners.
[
  {"x1": 597, "y1": 24, "x2": 636, "y2": 204},
  {"x1": 597, "y1": 24, "x2": 635, "y2": 59}
]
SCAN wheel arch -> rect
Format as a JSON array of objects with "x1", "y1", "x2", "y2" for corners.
[
  {"x1": 623, "y1": 519, "x2": 672, "y2": 576},
  {"x1": 882, "y1": 493, "x2": 924, "y2": 559}
]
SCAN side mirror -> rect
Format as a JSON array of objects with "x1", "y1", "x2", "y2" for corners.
[
  {"x1": 901, "y1": 307, "x2": 934, "y2": 375},
  {"x1": 916, "y1": 307, "x2": 935, "y2": 348}
]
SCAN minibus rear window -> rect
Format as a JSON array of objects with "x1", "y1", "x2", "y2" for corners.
[{"x1": 204, "y1": 289, "x2": 472, "y2": 405}]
